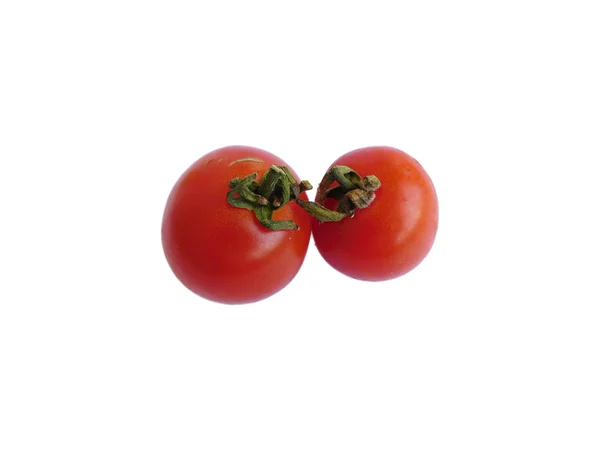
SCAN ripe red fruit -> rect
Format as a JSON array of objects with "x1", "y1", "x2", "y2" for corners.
[
  {"x1": 312, "y1": 146, "x2": 438, "y2": 281},
  {"x1": 162, "y1": 146, "x2": 311, "y2": 304}
]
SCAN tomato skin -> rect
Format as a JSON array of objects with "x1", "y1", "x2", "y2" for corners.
[
  {"x1": 312, "y1": 146, "x2": 438, "y2": 281},
  {"x1": 162, "y1": 146, "x2": 311, "y2": 304}
]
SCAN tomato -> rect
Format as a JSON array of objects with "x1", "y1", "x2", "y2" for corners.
[
  {"x1": 162, "y1": 146, "x2": 311, "y2": 304},
  {"x1": 312, "y1": 146, "x2": 438, "y2": 281}
]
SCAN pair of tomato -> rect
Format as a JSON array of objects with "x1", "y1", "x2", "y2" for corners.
[{"x1": 162, "y1": 145, "x2": 438, "y2": 304}]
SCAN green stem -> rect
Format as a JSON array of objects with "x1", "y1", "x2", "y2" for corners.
[
  {"x1": 295, "y1": 198, "x2": 347, "y2": 222},
  {"x1": 227, "y1": 165, "x2": 311, "y2": 231},
  {"x1": 297, "y1": 165, "x2": 381, "y2": 223},
  {"x1": 227, "y1": 165, "x2": 381, "y2": 230}
]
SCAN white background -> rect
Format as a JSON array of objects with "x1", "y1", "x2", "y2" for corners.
[{"x1": 1, "y1": 1, "x2": 599, "y2": 449}]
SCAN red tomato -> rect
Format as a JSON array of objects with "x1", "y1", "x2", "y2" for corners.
[
  {"x1": 312, "y1": 146, "x2": 438, "y2": 281},
  {"x1": 162, "y1": 146, "x2": 311, "y2": 304}
]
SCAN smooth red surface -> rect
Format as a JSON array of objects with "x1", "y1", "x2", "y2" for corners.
[
  {"x1": 312, "y1": 146, "x2": 438, "y2": 281},
  {"x1": 162, "y1": 146, "x2": 311, "y2": 304}
]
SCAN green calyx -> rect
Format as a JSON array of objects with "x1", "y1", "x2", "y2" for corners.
[
  {"x1": 227, "y1": 165, "x2": 381, "y2": 230},
  {"x1": 296, "y1": 165, "x2": 381, "y2": 223},
  {"x1": 226, "y1": 166, "x2": 312, "y2": 230}
]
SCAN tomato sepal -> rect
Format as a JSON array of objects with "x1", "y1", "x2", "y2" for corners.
[
  {"x1": 226, "y1": 165, "x2": 312, "y2": 231},
  {"x1": 296, "y1": 165, "x2": 381, "y2": 223}
]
